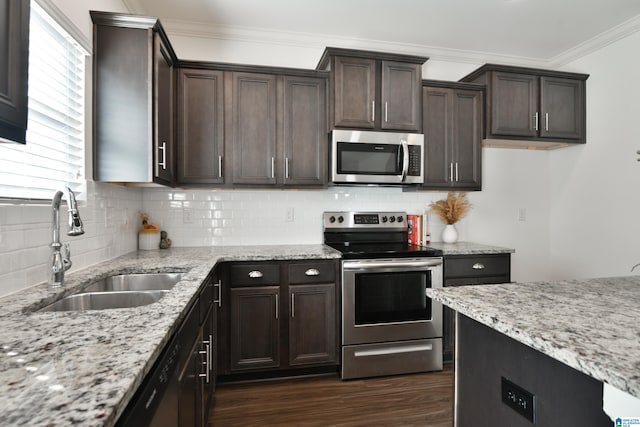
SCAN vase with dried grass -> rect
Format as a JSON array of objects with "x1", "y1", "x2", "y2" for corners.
[{"x1": 428, "y1": 192, "x2": 472, "y2": 243}]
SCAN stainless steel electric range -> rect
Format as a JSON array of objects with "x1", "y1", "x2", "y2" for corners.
[{"x1": 323, "y1": 211, "x2": 444, "y2": 380}]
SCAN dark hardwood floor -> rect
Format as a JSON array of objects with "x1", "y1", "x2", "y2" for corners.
[{"x1": 209, "y1": 366, "x2": 453, "y2": 426}]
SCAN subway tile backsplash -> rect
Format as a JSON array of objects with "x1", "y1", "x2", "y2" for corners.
[
  {"x1": 1, "y1": 184, "x2": 458, "y2": 297},
  {"x1": 142, "y1": 187, "x2": 451, "y2": 247},
  {"x1": 0, "y1": 182, "x2": 142, "y2": 297}
]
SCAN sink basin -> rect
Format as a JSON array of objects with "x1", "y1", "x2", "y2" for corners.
[
  {"x1": 83, "y1": 272, "x2": 183, "y2": 293},
  {"x1": 38, "y1": 291, "x2": 167, "y2": 312}
]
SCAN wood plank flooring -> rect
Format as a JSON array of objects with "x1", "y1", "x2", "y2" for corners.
[{"x1": 209, "y1": 366, "x2": 453, "y2": 426}]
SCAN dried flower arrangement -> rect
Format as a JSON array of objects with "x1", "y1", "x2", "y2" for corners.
[
  {"x1": 428, "y1": 192, "x2": 472, "y2": 225},
  {"x1": 139, "y1": 212, "x2": 158, "y2": 230}
]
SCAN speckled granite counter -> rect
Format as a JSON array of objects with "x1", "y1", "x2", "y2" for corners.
[
  {"x1": 427, "y1": 241, "x2": 515, "y2": 255},
  {"x1": 0, "y1": 245, "x2": 340, "y2": 427},
  {"x1": 427, "y1": 276, "x2": 640, "y2": 399}
]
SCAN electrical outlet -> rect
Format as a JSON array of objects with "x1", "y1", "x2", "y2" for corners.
[
  {"x1": 518, "y1": 208, "x2": 527, "y2": 222},
  {"x1": 501, "y1": 377, "x2": 535, "y2": 422},
  {"x1": 285, "y1": 207, "x2": 294, "y2": 222},
  {"x1": 183, "y1": 208, "x2": 193, "y2": 224}
]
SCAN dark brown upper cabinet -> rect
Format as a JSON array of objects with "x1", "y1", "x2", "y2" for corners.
[
  {"x1": 177, "y1": 69, "x2": 225, "y2": 186},
  {"x1": 229, "y1": 72, "x2": 278, "y2": 185},
  {"x1": 461, "y1": 64, "x2": 588, "y2": 149},
  {"x1": 91, "y1": 11, "x2": 178, "y2": 186},
  {"x1": 317, "y1": 48, "x2": 427, "y2": 132},
  {"x1": 281, "y1": 75, "x2": 327, "y2": 186},
  {"x1": 421, "y1": 81, "x2": 483, "y2": 190},
  {"x1": 175, "y1": 62, "x2": 328, "y2": 189},
  {"x1": 223, "y1": 68, "x2": 328, "y2": 188},
  {"x1": 0, "y1": 0, "x2": 29, "y2": 144}
]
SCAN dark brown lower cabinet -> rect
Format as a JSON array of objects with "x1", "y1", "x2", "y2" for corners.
[
  {"x1": 289, "y1": 283, "x2": 336, "y2": 366},
  {"x1": 220, "y1": 260, "x2": 339, "y2": 378},
  {"x1": 176, "y1": 270, "x2": 218, "y2": 427},
  {"x1": 230, "y1": 286, "x2": 281, "y2": 371},
  {"x1": 443, "y1": 254, "x2": 511, "y2": 362},
  {"x1": 456, "y1": 314, "x2": 611, "y2": 426}
]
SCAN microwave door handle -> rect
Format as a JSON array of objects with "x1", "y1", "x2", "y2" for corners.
[{"x1": 400, "y1": 140, "x2": 409, "y2": 182}]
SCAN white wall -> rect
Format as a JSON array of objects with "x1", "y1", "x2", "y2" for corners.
[
  {"x1": 0, "y1": 0, "x2": 141, "y2": 297},
  {"x1": 549, "y1": 31, "x2": 640, "y2": 280},
  {"x1": 7, "y1": 1, "x2": 637, "y2": 297}
]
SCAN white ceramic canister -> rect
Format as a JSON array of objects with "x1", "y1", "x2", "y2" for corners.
[{"x1": 138, "y1": 229, "x2": 160, "y2": 250}]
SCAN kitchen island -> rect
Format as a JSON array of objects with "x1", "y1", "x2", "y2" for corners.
[
  {"x1": 0, "y1": 245, "x2": 340, "y2": 426},
  {"x1": 428, "y1": 276, "x2": 640, "y2": 426}
]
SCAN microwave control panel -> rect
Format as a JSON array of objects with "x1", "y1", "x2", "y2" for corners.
[{"x1": 408, "y1": 146, "x2": 422, "y2": 176}]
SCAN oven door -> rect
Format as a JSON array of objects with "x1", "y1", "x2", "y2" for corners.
[{"x1": 341, "y1": 257, "x2": 443, "y2": 346}]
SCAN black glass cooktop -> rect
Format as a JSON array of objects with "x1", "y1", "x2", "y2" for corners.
[{"x1": 325, "y1": 241, "x2": 442, "y2": 259}]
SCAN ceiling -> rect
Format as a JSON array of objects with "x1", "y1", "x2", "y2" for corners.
[{"x1": 125, "y1": 0, "x2": 640, "y2": 66}]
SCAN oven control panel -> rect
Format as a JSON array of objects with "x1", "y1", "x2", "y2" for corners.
[{"x1": 323, "y1": 211, "x2": 407, "y2": 230}]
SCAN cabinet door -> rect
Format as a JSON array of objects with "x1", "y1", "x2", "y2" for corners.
[
  {"x1": 177, "y1": 69, "x2": 224, "y2": 185},
  {"x1": 333, "y1": 56, "x2": 376, "y2": 129},
  {"x1": 540, "y1": 76, "x2": 585, "y2": 141},
  {"x1": 200, "y1": 305, "x2": 215, "y2": 426},
  {"x1": 381, "y1": 61, "x2": 421, "y2": 131},
  {"x1": 154, "y1": 35, "x2": 175, "y2": 185},
  {"x1": 230, "y1": 286, "x2": 280, "y2": 371},
  {"x1": 289, "y1": 283, "x2": 337, "y2": 366},
  {"x1": 452, "y1": 89, "x2": 482, "y2": 189},
  {"x1": 0, "y1": 0, "x2": 29, "y2": 144},
  {"x1": 422, "y1": 87, "x2": 454, "y2": 188},
  {"x1": 230, "y1": 72, "x2": 277, "y2": 184},
  {"x1": 178, "y1": 333, "x2": 202, "y2": 427},
  {"x1": 490, "y1": 72, "x2": 538, "y2": 138},
  {"x1": 282, "y1": 76, "x2": 327, "y2": 186}
]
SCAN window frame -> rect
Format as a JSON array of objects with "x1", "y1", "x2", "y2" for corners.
[{"x1": 0, "y1": 0, "x2": 92, "y2": 204}]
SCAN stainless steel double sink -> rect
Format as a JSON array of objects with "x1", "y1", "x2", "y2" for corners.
[{"x1": 39, "y1": 272, "x2": 184, "y2": 312}]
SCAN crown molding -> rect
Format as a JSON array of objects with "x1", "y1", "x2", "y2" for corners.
[
  {"x1": 153, "y1": 13, "x2": 640, "y2": 70},
  {"x1": 161, "y1": 18, "x2": 549, "y2": 68},
  {"x1": 549, "y1": 14, "x2": 640, "y2": 68}
]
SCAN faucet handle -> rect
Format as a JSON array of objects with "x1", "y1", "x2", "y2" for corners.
[{"x1": 62, "y1": 243, "x2": 72, "y2": 271}]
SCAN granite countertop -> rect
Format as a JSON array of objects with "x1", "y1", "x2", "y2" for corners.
[
  {"x1": 0, "y1": 245, "x2": 340, "y2": 427},
  {"x1": 426, "y1": 241, "x2": 515, "y2": 255},
  {"x1": 427, "y1": 276, "x2": 640, "y2": 399}
]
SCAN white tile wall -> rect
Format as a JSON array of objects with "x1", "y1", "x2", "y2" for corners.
[
  {"x1": 0, "y1": 182, "x2": 142, "y2": 297},
  {"x1": 142, "y1": 187, "x2": 457, "y2": 247},
  {"x1": 0, "y1": 182, "x2": 497, "y2": 298}
]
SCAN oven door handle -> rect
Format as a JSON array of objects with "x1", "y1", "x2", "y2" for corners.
[{"x1": 343, "y1": 259, "x2": 442, "y2": 271}]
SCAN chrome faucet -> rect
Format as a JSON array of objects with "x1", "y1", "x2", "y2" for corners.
[{"x1": 49, "y1": 187, "x2": 84, "y2": 288}]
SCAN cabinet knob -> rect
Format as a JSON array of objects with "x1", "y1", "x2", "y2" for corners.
[
  {"x1": 472, "y1": 263, "x2": 485, "y2": 270},
  {"x1": 305, "y1": 268, "x2": 320, "y2": 276},
  {"x1": 248, "y1": 270, "x2": 263, "y2": 278}
]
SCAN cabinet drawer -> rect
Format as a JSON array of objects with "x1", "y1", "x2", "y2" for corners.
[
  {"x1": 288, "y1": 261, "x2": 336, "y2": 284},
  {"x1": 230, "y1": 263, "x2": 280, "y2": 286},
  {"x1": 445, "y1": 254, "x2": 510, "y2": 279}
]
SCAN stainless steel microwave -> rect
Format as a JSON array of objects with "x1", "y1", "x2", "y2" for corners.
[{"x1": 330, "y1": 130, "x2": 424, "y2": 185}]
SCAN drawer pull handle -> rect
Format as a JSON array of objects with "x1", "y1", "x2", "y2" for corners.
[
  {"x1": 472, "y1": 263, "x2": 485, "y2": 270},
  {"x1": 305, "y1": 268, "x2": 320, "y2": 276},
  {"x1": 248, "y1": 270, "x2": 263, "y2": 278}
]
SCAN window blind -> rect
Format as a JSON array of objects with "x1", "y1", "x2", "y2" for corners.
[{"x1": 0, "y1": 1, "x2": 87, "y2": 201}]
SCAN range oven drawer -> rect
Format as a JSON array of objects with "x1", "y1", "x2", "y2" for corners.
[{"x1": 341, "y1": 338, "x2": 442, "y2": 380}]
